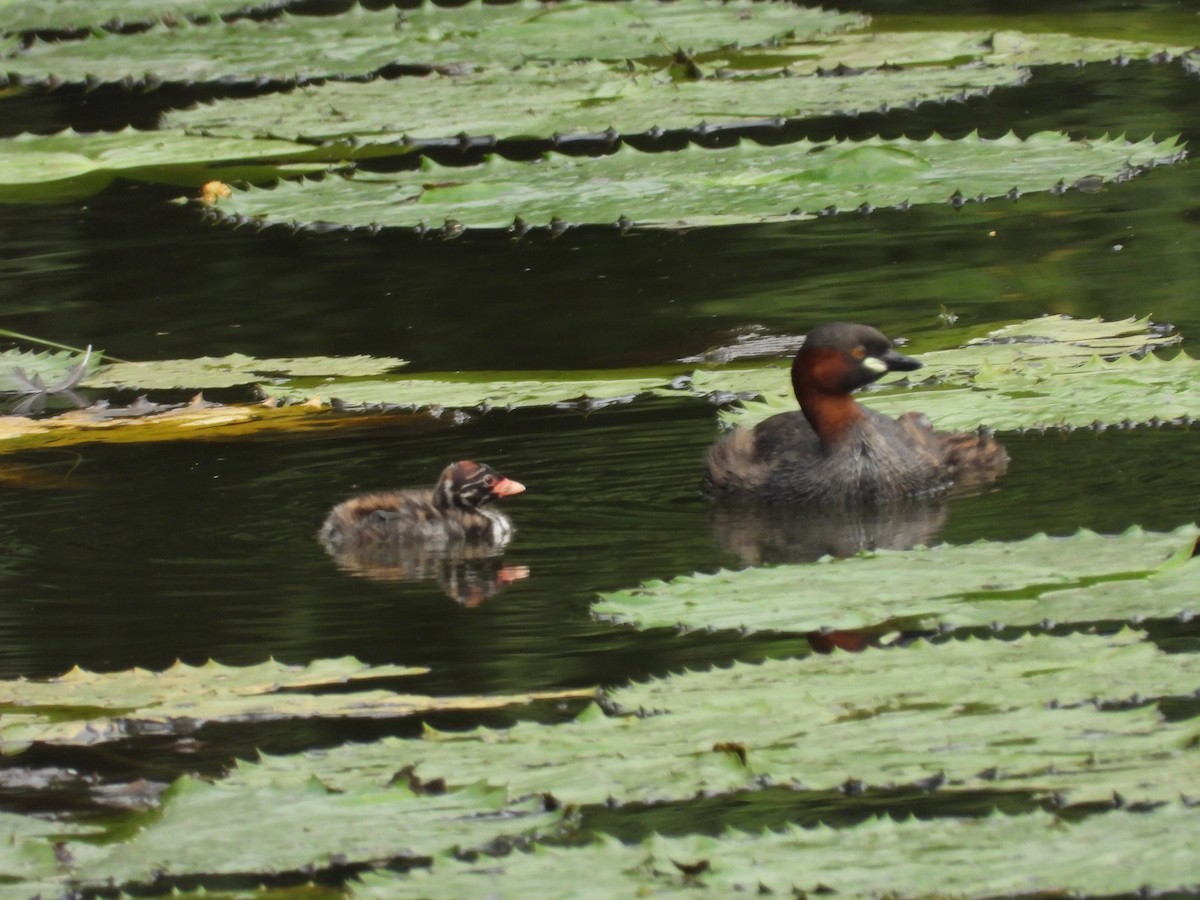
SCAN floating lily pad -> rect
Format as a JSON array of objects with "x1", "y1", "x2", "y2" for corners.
[
  {"x1": 741, "y1": 27, "x2": 1188, "y2": 72},
  {"x1": 205, "y1": 132, "x2": 1184, "y2": 231},
  {"x1": 0, "y1": 809, "x2": 100, "y2": 885},
  {"x1": 75, "y1": 777, "x2": 563, "y2": 890},
  {"x1": 164, "y1": 57, "x2": 1028, "y2": 144},
  {"x1": 352, "y1": 801, "x2": 1200, "y2": 898},
  {"x1": 867, "y1": 351, "x2": 1200, "y2": 432},
  {"x1": 696, "y1": 311, "x2": 1181, "y2": 401},
  {"x1": 0, "y1": 0, "x2": 292, "y2": 35},
  {"x1": 229, "y1": 629, "x2": 1200, "y2": 808},
  {"x1": 0, "y1": 656, "x2": 592, "y2": 752},
  {"x1": 917, "y1": 312, "x2": 1181, "y2": 368},
  {"x1": 85, "y1": 352, "x2": 407, "y2": 390},
  {"x1": 2, "y1": 1, "x2": 861, "y2": 85},
  {"x1": 0, "y1": 127, "x2": 329, "y2": 202},
  {"x1": 593, "y1": 526, "x2": 1199, "y2": 634},
  {"x1": 0, "y1": 346, "x2": 100, "y2": 394},
  {"x1": 275, "y1": 367, "x2": 681, "y2": 410}
]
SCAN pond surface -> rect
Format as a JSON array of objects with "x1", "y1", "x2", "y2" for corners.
[{"x1": 1, "y1": 11, "x2": 1199, "y2": 860}]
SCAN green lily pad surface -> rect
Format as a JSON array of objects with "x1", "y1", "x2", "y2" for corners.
[
  {"x1": 353, "y1": 801, "x2": 1200, "y2": 899},
  {"x1": 207, "y1": 132, "x2": 1183, "y2": 231},
  {"x1": 2, "y1": 2, "x2": 862, "y2": 84},
  {"x1": 697, "y1": 312, "x2": 1178, "y2": 397},
  {"x1": 0, "y1": 657, "x2": 592, "y2": 752},
  {"x1": 593, "y1": 526, "x2": 1199, "y2": 634},
  {"x1": 4, "y1": 631, "x2": 1195, "y2": 894},
  {"x1": 0, "y1": 128, "x2": 329, "y2": 202},
  {"x1": 0, "y1": 346, "x2": 99, "y2": 393},
  {"x1": 76, "y1": 778, "x2": 563, "y2": 890},
  {"x1": 166, "y1": 61, "x2": 1028, "y2": 144},
  {"x1": 276, "y1": 367, "x2": 680, "y2": 409},
  {"x1": 0, "y1": 810, "x2": 100, "y2": 888},
  {"x1": 224, "y1": 629, "x2": 1198, "y2": 808},
  {"x1": 0, "y1": 0, "x2": 286, "y2": 34},
  {"x1": 2, "y1": 4, "x2": 1199, "y2": 898},
  {"x1": 86, "y1": 352, "x2": 408, "y2": 390},
  {"x1": 744, "y1": 27, "x2": 1187, "y2": 71}
]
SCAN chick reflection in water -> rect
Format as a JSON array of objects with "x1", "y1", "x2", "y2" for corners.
[{"x1": 318, "y1": 460, "x2": 527, "y2": 606}]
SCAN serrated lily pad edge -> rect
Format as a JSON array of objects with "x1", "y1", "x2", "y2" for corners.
[{"x1": 192, "y1": 131, "x2": 1188, "y2": 236}]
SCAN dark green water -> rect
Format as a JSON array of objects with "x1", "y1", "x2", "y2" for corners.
[{"x1": 1, "y1": 48, "x2": 1198, "y2": 815}]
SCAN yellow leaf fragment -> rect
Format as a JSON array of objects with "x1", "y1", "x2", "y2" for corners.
[{"x1": 199, "y1": 180, "x2": 233, "y2": 204}]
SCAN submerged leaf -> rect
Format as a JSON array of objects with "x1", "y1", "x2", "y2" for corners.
[{"x1": 0, "y1": 398, "x2": 435, "y2": 453}]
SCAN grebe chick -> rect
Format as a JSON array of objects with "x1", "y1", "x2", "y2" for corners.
[{"x1": 319, "y1": 460, "x2": 525, "y2": 552}]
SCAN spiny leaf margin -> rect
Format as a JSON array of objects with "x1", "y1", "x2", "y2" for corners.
[
  {"x1": 592, "y1": 525, "x2": 1200, "y2": 634},
  {"x1": 200, "y1": 132, "x2": 1186, "y2": 233}
]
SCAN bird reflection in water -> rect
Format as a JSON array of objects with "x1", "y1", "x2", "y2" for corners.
[
  {"x1": 710, "y1": 500, "x2": 948, "y2": 567},
  {"x1": 710, "y1": 501, "x2": 949, "y2": 656}
]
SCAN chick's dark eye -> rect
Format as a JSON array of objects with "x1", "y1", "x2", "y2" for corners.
[{"x1": 483, "y1": 475, "x2": 496, "y2": 487}]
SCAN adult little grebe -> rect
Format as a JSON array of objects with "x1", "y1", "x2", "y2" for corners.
[
  {"x1": 704, "y1": 322, "x2": 1008, "y2": 505},
  {"x1": 319, "y1": 460, "x2": 525, "y2": 552}
]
